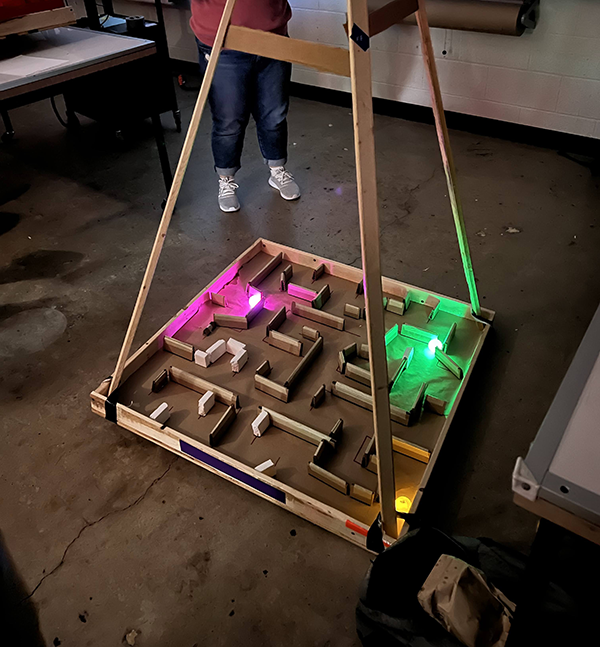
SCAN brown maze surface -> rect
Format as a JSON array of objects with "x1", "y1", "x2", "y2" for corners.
[{"x1": 117, "y1": 251, "x2": 484, "y2": 527}]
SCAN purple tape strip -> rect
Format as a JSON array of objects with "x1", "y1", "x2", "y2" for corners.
[{"x1": 180, "y1": 440, "x2": 286, "y2": 504}]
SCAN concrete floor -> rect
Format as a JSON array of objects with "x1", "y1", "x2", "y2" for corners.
[{"x1": 1, "y1": 84, "x2": 599, "y2": 646}]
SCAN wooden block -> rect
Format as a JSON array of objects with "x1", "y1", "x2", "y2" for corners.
[
  {"x1": 392, "y1": 436, "x2": 430, "y2": 464},
  {"x1": 338, "y1": 350, "x2": 346, "y2": 374},
  {"x1": 256, "y1": 360, "x2": 271, "y2": 377},
  {"x1": 0, "y1": 6, "x2": 76, "y2": 39},
  {"x1": 247, "y1": 252, "x2": 282, "y2": 289},
  {"x1": 230, "y1": 348, "x2": 248, "y2": 373},
  {"x1": 252, "y1": 409, "x2": 271, "y2": 437},
  {"x1": 342, "y1": 343, "x2": 357, "y2": 359},
  {"x1": 226, "y1": 337, "x2": 246, "y2": 355},
  {"x1": 425, "y1": 394, "x2": 448, "y2": 416},
  {"x1": 169, "y1": 366, "x2": 239, "y2": 408},
  {"x1": 350, "y1": 483, "x2": 375, "y2": 506},
  {"x1": 331, "y1": 381, "x2": 410, "y2": 426},
  {"x1": 149, "y1": 402, "x2": 170, "y2": 425},
  {"x1": 386, "y1": 297, "x2": 406, "y2": 316},
  {"x1": 210, "y1": 292, "x2": 226, "y2": 307},
  {"x1": 291, "y1": 301, "x2": 345, "y2": 331},
  {"x1": 203, "y1": 321, "x2": 217, "y2": 337},
  {"x1": 313, "y1": 438, "x2": 334, "y2": 466},
  {"x1": 358, "y1": 343, "x2": 369, "y2": 360},
  {"x1": 151, "y1": 369, "x2": 169, "y2": 393},
  {"x1": 206, "y1": 339, "x2": 226, "y2": 364},
  {"x1": 356, "y1": 280, "x2": 364, "y2": 295},
  {"x1": 163, "y1": 336, "x2": 194, "y2": 361},
  {"x1": 344, "y1": 303, "x2": 362, "y2": 319},
  {"x1": 346, "y1": 363, "x2": 372, "y2": 387},
  {"x1": 311, "y1": 284, "x2": 331, "y2": 310},
  {"x1": 400, "y1": 324, "x2": 436, "y2": 345},
  {"x1": 366, "y1": 454, "x2": 378, "y2": 474},
  {"x1": 301, "y1": 326, "x2": 320, "y2": 341},
  {"x1": 329, "y1": 418, "x2": 343, "y2": 441},
  {"x1": 288, "y1": 283, "x2": 318, "y2": 302},
  {"x1": 442, "y1": 323, "x2": 456, "y2": 352},
  {"x1": 214, "y1": 313, "x2": 248, "y2": 329},
  {"x1": 261, "y1": 406, "x2": 331, "y2": 446},
  {"x1": 308, "y1": 462, "x2": 348, "y2": 494},
  {"x1": 254, "y1": 374, "x2": 289, "y2": 402},
  {"x1": 266, "y1": 305, "x2": 286, "y2": 336},
  {"x1": 209, "y1": 405, "x2": 236, "y2": 447},
  {"x1": 409, "y1": 382, "x2": 427, "y2": 426},
  {"x1": 246, "y1": 298, "x2": 265, "y2": 323},
  {"x1": 424, "y1": 295, "x2": 441, "y2": 321},
  {"x1": 388, "y1": 346, "x2": 414, "y2": 390},
  {"x1": 279, "y1": 271, "x2": 287, "y2": 292},
  {"x1": 284, "y1": 336, "x2": 323, "y2": 390},
  {"x1": 283, "y1": 264, "x2": 293, "y2": 282},
  {"x1": 311, "y1": 384, "x2": 326, "y2": 409},
  {"x1": 198, "y1": 390, "x2": 215, "y2": 417},
  {"x1": 385, "y1": 323, "x2": 399, "y2": 345},
  {"x1": 194, "y1": 349, "x2": 210, "y2": 368},
  {"x1": 267, "y1": 330, "x2": 303, "y2": 356},
  {"x1": 434, "y1": 347, "x2": 463, "y2": 379},
  {"x1": 361, "y1": 436, "x2": 375, "y2": 467},
  {"x1": 309, "y1": 263, "x2": 323, "y2": 281},
  {"x1": 255, "y1": 459, "x2": 277, "y2": 477}
]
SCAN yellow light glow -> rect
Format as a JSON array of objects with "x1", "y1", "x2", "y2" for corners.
[{"x1": 395, "y1": 496, "x2": 411, "y2": 514}]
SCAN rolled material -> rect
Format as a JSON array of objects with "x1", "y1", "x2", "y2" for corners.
[{"x1": 403, "y1": 0, "x2": 531, "y2": 36}]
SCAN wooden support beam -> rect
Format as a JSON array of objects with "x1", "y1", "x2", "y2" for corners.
[
  {"x1": 225, "y1": 26, "x2": 351, "y2": 77},
  {"x1": 367, "y1": 0, "x2": 418, "y2": 36},
  {"x1": 254, "y1": 375, "x2": 289, "y2": 402},
  {"x1": 163, "y1": 336, "x2": 194, "y2": 361},
  {"x1": 266, "y1": 305, "x2": 287, "y2": 336},
  {"x1": 247, "y1": 252, "x2": 282, "y2": 290},
  {"x1": 434, "y1": 347, "x2": 463, "y2": 379},
  {"x1": 267, "y1": 330, "x2": 303, "y2": 356},
  {"x1": 169, "y1": 366, "x2": 239, "y2": 408},
  {"x1": 350, "y1": 483, "x2": 376, "y2": 505},
  {"x1": 312, "y1": 284, "x2": 331, "y2": 310},
  {"x1": 108, "y1": 0, "x2": 238, "y2": 395},
  {"x1": 308, "y1": 462, "x2": 349, "y2": 494},
  {"x1": 288, "y1": 283, "x2": 318, "y2": 302},
  {"x1": 209, "y1": 405, "x2": 236, "y2": 447},
  {"x1": 285, "y1": 336, "x2": 324, "y2": 390},
  {"x1": 0, "y1": 6, "x2": 76, "y2": 38},
  {"x1": 416, "y1": 0, "x2": 481, "y2": 316},
  {"x1": 292, "y1": 301, "x2": 345, "y2": 331},
  {"x1": 302, "y1": 326, "x2": 320, "y2": 341},
  {"x1": 331, "y1": 381, "x2": 410, "y2": 425},
  {"x1": 311, "y1": 384, "x2": 326, "y2": 409},
  {"x1": 261, "y1": 406, "x2": 332, "y2": 446}
]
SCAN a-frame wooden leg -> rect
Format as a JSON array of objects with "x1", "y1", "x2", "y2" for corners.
[
  {"x1": 347, "y1": 0, "x2": 398, "y2": 539},
  {"x1": 109, "y1": 0, "x2": 239, "y2": 395},
  {"x1": 416, "y1": 0, "x2": 482, "y2": 317}
]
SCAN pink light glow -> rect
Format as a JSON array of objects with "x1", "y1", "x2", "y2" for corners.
[{"x1": 248, "y1": 290, "x2": 262, "y2": 308}]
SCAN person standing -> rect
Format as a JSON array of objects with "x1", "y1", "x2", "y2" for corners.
[{"x1": 190, "y1": 0, "x2": 301, "y2": 212}]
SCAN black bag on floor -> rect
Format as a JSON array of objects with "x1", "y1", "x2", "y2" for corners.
[{"x1": 356, "y1": 526, "x2": 526, "y2": 647}]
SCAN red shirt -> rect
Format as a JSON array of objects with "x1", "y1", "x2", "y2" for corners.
[{"x1": 190, "y1": 0, "x2": 292, "y2": 47}]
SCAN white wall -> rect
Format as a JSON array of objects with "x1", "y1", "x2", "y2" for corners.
[{"x1": 115, "y1": 0, "x2": 600, "y2": 139}]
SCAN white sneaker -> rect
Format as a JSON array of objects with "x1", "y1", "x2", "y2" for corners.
[
  {"x1": 218, "y1": 176, "x2": 240, "y2": 212},
  {"x1": 268, "y1": 166, "x2": 301, "y2": 201}
]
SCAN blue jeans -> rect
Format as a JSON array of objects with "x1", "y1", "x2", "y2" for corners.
[{"x1": 197, "y1": 39, "x2": 291, "y2": 176}]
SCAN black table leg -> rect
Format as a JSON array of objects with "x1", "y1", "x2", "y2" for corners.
[
  {"x1": 151, "y1": 113, "x2": 173, "y2": 198},
  {"x1": 1, "y1": 109, "x2": 15, "y2": 142}
]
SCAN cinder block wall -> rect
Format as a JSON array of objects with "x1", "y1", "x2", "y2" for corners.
[{"x1": 112, "y1": 0, "x2": 600, "y2": 138}]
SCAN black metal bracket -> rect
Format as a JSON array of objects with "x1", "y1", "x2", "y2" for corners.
[{"x1": 350, "y1": 24, "x2": 370, "y2": 52}]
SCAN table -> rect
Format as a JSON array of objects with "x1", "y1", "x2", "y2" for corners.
[{"x1": 0, "y1": 26, "x2": 173, "y2": 193}]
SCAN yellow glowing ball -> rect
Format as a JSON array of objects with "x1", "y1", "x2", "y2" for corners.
[{"x1": 395, "y1": 496, "x2": 412, "y2": 513}]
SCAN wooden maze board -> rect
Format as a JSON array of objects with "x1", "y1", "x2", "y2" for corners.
[{"x1": 92, "y1": 239, "x2": 492, "y2": 548}]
